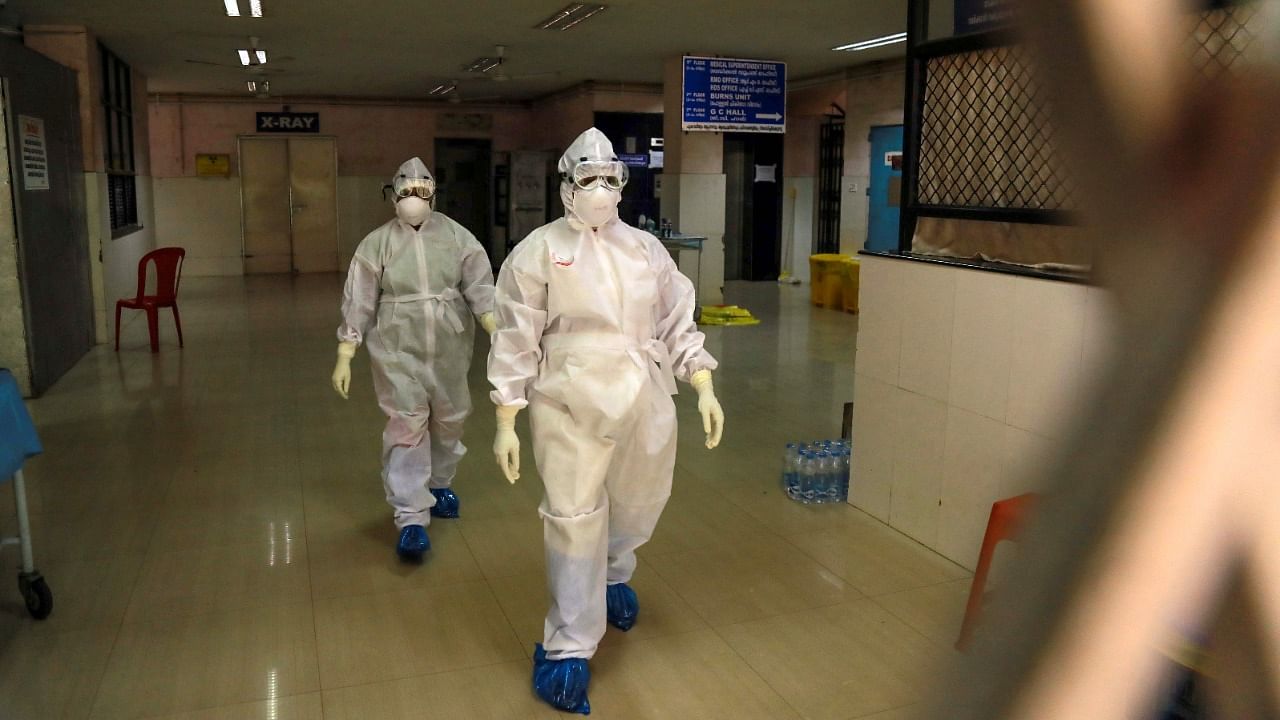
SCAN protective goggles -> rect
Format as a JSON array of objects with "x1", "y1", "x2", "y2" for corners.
[
  {"x1": 392, "y1": 177, "x2": 436, "y2": 200},
  {"x1": 567, "y1": 160, "x2": 629, "y2": 191}
]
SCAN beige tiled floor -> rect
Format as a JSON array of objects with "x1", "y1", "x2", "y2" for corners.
[{"x1": 0, "y1": 276, "x2": 971, "y2": 719}]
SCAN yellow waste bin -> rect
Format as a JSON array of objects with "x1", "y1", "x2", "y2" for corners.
[
  {"x1": 840, "y1": 259, "x2": 860, "y2": 314},
  {"x1": 809, "y1": 254, "x2": 851, "y2": 309}
]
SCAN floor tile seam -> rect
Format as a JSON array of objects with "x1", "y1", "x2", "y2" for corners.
[
  {"x1": 864, "y1": 593, "x2": 964, "y2": 655},
  {"x1": 112, "y1": 596, "x2": 318, "y2": 634},
  {"x1": 703, "y1": 620, "x2": 810, "y2": 720},
  {"x1": 288, "y1": 421, "x2": 329, "y2": 704},
  {"x1": 474, "y1": 571, "x2": 529, "y2": 657},
  {"x1": 861, "y1": 575, "x2": 972, "y2": 601},
  {"x1": 308, "y1": 563, "x2": 488, "y2": 603},
  {"x1": 79, "y1": 595, "x2": 132, "y2": 720},
  {"x1": 638, "y1": 527, "x2": 847, "y2": 586},
  {"x1": 643, "y1": 556, "x2": 857, "y2": 629},
  {"x1": 863, "y1": 592, "x2": 959, "y2": 657},
  {"x1": 317, "y1": 654, "x2": 528, "y2": 693},
  {"x1": 846, "y1": 702, "x2": 920, "y2": 720},
  {"x1": 126, "y1": 692, "x2": 320, "y2": 720},
  {"x1": 772, "y1": 530, "x2": 926, "y2": 598}
]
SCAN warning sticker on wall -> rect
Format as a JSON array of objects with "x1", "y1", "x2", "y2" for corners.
[{"x1": 18, "y1": 115, "x2": 49, "y2": 191}]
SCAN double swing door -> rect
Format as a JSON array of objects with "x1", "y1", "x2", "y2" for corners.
[{"x1": 239, "y1": 136, "x2": 339, "y2": 274}]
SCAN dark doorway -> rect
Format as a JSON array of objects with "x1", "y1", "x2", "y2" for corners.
[
  {"x1": 434, "y1": 138, "x2": 492, "y2": 259},
  {"x1": 724, "y1": 132, "x2": 783, "y2": 281},
  {"x1": 592, "y1": 111, "x2": 663, "y2": 228}
]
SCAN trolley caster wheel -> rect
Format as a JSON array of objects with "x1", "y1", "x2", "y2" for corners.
[{"x1": 18, "y1": 572, "x2": 52, "y2": 620}]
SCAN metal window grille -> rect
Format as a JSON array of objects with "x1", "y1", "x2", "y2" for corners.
[
  {"x1": 816, "y1": 117, "x2": 844, "y2": 254},
  {"x1": 1186, "y1": 3, "x2": 1260, "y2": 79},
  {"x1": 101, "y1": 43, "x2": 137, "y2": 233},
  {"x1": 906, "y1": 2, "x2": 1260, "y2": 236},
  {"x1": 916, "y1": 44, "x2": 1074, "y2": 213},
  {"x1": 108, "y1": 175, "x2": 137, "y2": 230}
]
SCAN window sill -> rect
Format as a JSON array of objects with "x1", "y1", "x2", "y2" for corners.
[
  {"x1": 111, "y1": 224, "x2": 144, "y2": 240},
  {"x1": 857, "y1": 249, "x2": 1092, "y2": 285}
]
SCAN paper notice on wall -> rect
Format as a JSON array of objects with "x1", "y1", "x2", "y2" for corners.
[
  {"x1": 18, "y1": 115, "x2": 49, "y2": 191},
  {"x1": 754, "y1": 163, "x2": 777, "y2": 183},
  {"x1": 649, "y1": 150, "x2": 664, "y2": 169}
]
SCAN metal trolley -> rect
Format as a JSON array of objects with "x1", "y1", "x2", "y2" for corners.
[{"x1": 0, "y1": 370, "x2": 52, "y2": 620}]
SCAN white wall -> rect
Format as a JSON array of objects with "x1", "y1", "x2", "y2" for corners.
[
  {"x1": 153, "y1": 177, "x2": 243, "y2": 277},
  {"x1": 851, "y1": 255, "x2": 1114, "y2": 568}
]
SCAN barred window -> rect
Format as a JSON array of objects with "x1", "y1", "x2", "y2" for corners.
[{"x1": 101, "y1": 44, "x2": 139, "y2": 234}]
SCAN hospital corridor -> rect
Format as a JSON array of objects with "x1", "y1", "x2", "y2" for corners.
[
  {"x1": 1, "y1": 277, "x2": 964, "y2": 719},
  {"x1": 0, "y1": 0, "x2": 1254, "y2": 718}
]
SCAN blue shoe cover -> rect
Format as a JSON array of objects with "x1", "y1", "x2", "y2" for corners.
[
  {"x1": 605, "y1": 583, "x2": 639, "y2": 631},
  {"x1": 396, "y1": 524, "x2": 430, "y2": 560},
  {"x1": 429, "y1": 488, "x2": 460, "y2": 518},
  {"x1": 533, "y1": 643, "x2": 591, "y2": 715}
]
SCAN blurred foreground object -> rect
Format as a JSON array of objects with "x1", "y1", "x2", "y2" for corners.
[{"x1": 918, "y1": 0, "x2": 1280, "y2": 717}]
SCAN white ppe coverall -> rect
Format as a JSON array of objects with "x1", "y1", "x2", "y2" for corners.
[
  {"x1": 338, "y1": 160, "x2": 495, "y2": 529},
  {"x1": 488, "y1": 129, "x2": 717, "y2": 660}
]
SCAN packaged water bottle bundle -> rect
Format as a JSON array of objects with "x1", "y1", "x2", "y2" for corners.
[{"x1": 780, "y1": 439, "x2": 850, "y2": 504}]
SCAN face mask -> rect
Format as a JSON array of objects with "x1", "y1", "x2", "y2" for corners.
[
  {"x1": 571, "y1": 186, "x2": 620, "y2": 228},
  {"x1": 395, "y1": 196, "x2": 431, "y2": 226}
]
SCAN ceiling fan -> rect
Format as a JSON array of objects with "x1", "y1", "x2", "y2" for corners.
[{"x1": 462, "y1": 45, "x2": 560, "y2": 83}]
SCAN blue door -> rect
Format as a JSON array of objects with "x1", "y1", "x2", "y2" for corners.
[{"x1": 866, "y1": 124, "x2": 904, "y2": 252}]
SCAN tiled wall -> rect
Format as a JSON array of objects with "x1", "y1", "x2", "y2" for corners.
[{"x1": 851, "y1": 255, "x2": 1114, "y2": 569}]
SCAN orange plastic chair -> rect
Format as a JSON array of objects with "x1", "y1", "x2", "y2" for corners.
[
  {"x1": 956, "y1": 493, "x2": 1039, "y2": 651},
  {"x1": 115, "y1": 247, "x2": 185, "y2": 354}
]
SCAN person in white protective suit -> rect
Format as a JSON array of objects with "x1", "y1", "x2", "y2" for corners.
[
  {"x1": 488, "y1": 128, "x2": 724, "y2": 715},
  {"x1": 332, "y1": 157, "x2": 496, "y2": 561}
]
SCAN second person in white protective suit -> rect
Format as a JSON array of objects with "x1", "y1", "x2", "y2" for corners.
[
  {"x1": 332, "y1": 157, "x2": 496, "y2": 561},
  {"x1": 488, "y1": 128, "x2": 725, "y2": 715}
]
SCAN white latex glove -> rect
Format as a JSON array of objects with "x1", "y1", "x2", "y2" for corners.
[
  {"x1": 332, "y1": 342, "x2": 357, "y2": 399},
  {"x1": 494, "y1": 404, "x2": 521, "y2": 483},
  {"x1": 691, "y1": 369, "x2": 724, "y2": 449},
  {"x1": 480, "y1": 312, "x2": 498, "y2": 337}
]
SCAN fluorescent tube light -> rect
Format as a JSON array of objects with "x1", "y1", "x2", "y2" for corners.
[
  {"x1": 535, "y1": 3, "x2": 607, "y2": 31},
  {"x1": 429, "y1": 83, "x2": 456, "y2": 96},
  {"x1": 832, "y1": 32, "x2": 907, "y2": 52},
  {"x1": 238, "y1": 49, "x2": 251, "y2": 65},
  {"x1": 537, "y1": 3, "x2": 582, "y2": 29},
  {"x1": 256, "y1": 49, "x2": 267, "y2": 64},
  {"x1": 559, "y1": 5, "x2": 605, "y2": 30},
  {"x1": 464, "y1": 57, "x2": 499, "y2": 73},
  {"x1": 224, "y1": 0, "x2": 240, "y2": 16},
  {"x1": 249, "y1": 0, "x2": 263, "y2": 17},
  {"x1": 247, "y1": 81, "x2": 257, "y2": 92}
]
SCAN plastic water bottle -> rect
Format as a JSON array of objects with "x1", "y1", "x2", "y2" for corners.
[
  {"x1": 799, "y1": 451, "x2": 817, "y2": 504},
  {"x1": 810, "y1": 452, "x2": 827, "y2": 504},
  {"x1": 814, "y1": 451, "x2": 833, "y2": 503},
  {"x1": 837, "y1": 448, "x2": 851, "y2": 502},
  {"x1": 781, "y1": 443, "x2": 801, "y2": 499},
  {"x1": 822, "y1": 451, "x2": 839, "y2": 504}
]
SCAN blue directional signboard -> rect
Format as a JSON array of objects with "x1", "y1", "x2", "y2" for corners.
[{"x1": 682, "y1": 56, "x2": 786, "y2": 134}]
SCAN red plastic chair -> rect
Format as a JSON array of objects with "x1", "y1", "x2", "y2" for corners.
[
  {"x1": 956, "y1": 492, "x2": 1039, "y2": 651},
  {"x1": 115, "y1": 247, "x2": 185, "y2": 354}
]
